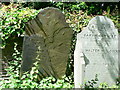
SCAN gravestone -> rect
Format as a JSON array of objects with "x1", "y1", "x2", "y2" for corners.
[
  {"x1": 21, "y1": 7, "x2": 73, "y2": 79},
  {"x1": 74, "y1": 16, "x2": 119, "y2": 87}
]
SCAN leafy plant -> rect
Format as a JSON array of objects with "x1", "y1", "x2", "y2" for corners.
[
  {"x1": 0, "y1": 3, "x2": 40, "y2": 48},
  {"x1": 83, "y1": 74, "x2": 119, "y2": 89},
  {"x1": 0, "y1": 43, "x2": 74, "y2": 88},
  {"x1": 84, "y1": 74, "x2": 98, "y2": 89},
  {"x1": 1, "y1": 2, "x2": 119, "y2": 89}
]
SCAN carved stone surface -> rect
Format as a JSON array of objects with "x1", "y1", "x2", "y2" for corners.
[
  {"x1": 74, "y1": 16, "x2": 119, "y2": 87},
  {"x1": 21, "y1": 7, "x2": 73, "y2": 79}
]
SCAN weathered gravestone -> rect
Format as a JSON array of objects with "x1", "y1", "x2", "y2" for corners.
[
  {"x1": 21, "y1": 7, "x2": 73, "y2": 79},
  {"x1": 74, "y1": 16, "x2": 119, "y2": 87}
]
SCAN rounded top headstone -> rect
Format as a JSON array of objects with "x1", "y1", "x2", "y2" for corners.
[
  {"x1": 87, "y1": 16, "x2": 116, "y2": 32},
  {"x1": 74, "y1": 15, "x2": 119, "y2": 87}
]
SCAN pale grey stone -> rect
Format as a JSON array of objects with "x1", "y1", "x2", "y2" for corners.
[{"x1": 74, "y1": 16, "x2": 119, "y2": 87}]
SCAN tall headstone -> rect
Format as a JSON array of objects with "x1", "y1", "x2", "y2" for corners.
[
  {"x1": 21, "y1": 7, "x2": 72, "y2": 79},
  {"x1": 74, "y1": 16, "x2": 119, "y2": 87}
]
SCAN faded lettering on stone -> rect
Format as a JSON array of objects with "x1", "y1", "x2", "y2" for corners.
[{"x1": 74, "y1": 16, "x2": 119, "y2": 87}]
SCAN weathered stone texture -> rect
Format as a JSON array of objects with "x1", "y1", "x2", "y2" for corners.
[
  {"x1": 74, "y1": 16, "x2": 119, "y2": 87},
  {"x1": 21, "y1": 7, "x2": 73, "y2": 79}
]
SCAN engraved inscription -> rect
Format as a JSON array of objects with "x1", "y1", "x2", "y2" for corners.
[
  {"x1": 82, "y1": 33, "x2": 117, "y2": 39},
  {"x1": 83, "y1": 49, "x2": 120, "y2": 53},
  {"x1": 88, "y1": 24, "x2": 115, "y2": 31},
  {"x1": 74, "y1": 16, "x2": 119, "y2": 87}
]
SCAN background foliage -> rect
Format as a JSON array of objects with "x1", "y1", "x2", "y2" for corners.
[
  {"x1": 0, "y1": 3, "x2": 39, "y2": 47},
  {"x1": 0, "y1": 2, "x2": 119, "y2": 88}
]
